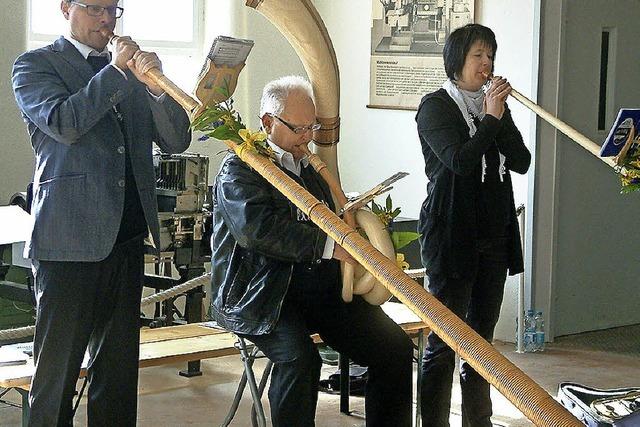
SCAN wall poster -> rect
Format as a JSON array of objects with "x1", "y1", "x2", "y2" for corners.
[{"x1": 369, "y1": 0, "x2": 474, "y2": 110}]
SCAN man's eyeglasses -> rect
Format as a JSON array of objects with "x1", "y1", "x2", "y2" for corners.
[
  {"x1": 271, "y1": 114, "x2": 321, "y2": 135},
  {"x1": 70, "y1": 1, "x2": 124, "y2": 19}
]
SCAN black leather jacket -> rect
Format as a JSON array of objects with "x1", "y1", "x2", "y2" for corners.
[{"x1": 210, "y1": 153, "x2": 333, "y2": 335}]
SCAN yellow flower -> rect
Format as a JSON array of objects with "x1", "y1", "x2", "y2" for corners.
[
  {"x1": 237, "y1": 128, "x2": 276, "y2": 160},
  {"x1": 396, "y1": 253, "x2": 409, "y2": 270},
  {"x1": 238, "y1": 128, "x2": 267, "y2": 150}
]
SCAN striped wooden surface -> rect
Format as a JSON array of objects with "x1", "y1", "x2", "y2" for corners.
[{"x1": 0, "y1": 302, "x2": 428, "y2": 389}]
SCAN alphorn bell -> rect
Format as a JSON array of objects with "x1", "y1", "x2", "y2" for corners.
[
  {"x1": 300, "y1": 144, "x2": 395, "y2": 305},
  {"x1": 483, "y1": 73, "x2": 616, "y2": 168}
]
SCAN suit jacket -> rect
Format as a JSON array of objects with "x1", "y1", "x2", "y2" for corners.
[{"x1": 12, "y1": 37, "x2": 191, "y2": 262}]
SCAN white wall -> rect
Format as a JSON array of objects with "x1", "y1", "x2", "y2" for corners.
[
  {"x1": 476, "y1": 0, "x2": 538, "y2": 342},
  {"x1": 1, "y1": 0, "x2": 32, "y2": 205}
]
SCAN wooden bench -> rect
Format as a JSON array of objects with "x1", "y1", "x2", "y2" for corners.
[{"x1": 0, "y1": 302, "x2": 428, "y2": 426}]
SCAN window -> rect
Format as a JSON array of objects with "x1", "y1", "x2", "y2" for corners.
[{"x1": 28, "y1": 0, "x2": 205, "y2": 93}]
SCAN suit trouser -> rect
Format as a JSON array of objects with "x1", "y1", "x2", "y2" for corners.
[
  {"x1": 28, "y1": 237, "x2": 144, "y2": 427},
  {"x1": 420, "y1": 239, "x2": 509, "y2": 427},
  {"x1": 243, "y1": 260, "x2": 414, "y2": 427}
]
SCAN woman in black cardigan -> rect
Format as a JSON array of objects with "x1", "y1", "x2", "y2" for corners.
[{"x1": 416, "y1": 24, "x2": 531, "y2": 427}]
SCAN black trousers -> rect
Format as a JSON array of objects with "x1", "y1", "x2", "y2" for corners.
[
  {"x1": 244, "y1": 260, "x2": 413, "y2": 427},
  {"x1": 420, "y1": 239, "x2": 509, "y2": 427},
  {"x1": 28, "y1": 237, "x2": 144, "y2": 427}
]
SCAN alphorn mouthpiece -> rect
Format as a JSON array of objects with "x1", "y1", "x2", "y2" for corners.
[{"x1": 99, "y1": 28, "x2": 117, "y2": 44}]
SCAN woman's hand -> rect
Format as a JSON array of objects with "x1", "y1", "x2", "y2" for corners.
[{"x1": 484, "y1": 76, "x2": 511, "y2": 120}]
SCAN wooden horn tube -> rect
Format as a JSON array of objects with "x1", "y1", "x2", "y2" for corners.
[
  {"x1": 100, "y1": 30, "x2": 202, "y2": 116},
  {"x1": 510, "y1": 88, "x2": 615, "y2": 167},
  {"x1": 483, "y1": 73, "x2": 615, "y2": 168},
  {"x1": 300, "y1": 144, "x2": 358, "y2": 302}
]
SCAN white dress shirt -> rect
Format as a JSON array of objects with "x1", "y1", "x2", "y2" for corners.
[{"x1": 269, "y1": 141, "x2": 335, "y2": 259}]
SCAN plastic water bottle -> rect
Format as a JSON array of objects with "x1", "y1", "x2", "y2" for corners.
[
  {"x1": 523, "y1": 309, "x2": 536, "y2": 352},
  {"x1": 534, "y1": 311, "x2": 545, "y2": 352}
]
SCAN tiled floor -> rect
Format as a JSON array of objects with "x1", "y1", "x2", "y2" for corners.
[{"x1": 1, "y1": 335, "x2": 639, "y2": 426}]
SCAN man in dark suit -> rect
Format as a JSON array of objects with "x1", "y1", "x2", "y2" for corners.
[{"x1": 11, "y1": 1, "x2": 191, "y2": 425}]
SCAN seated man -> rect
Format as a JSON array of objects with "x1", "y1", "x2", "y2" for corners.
[{"x1": 210, "y1": 75, "x2": 413, "y2": 426}]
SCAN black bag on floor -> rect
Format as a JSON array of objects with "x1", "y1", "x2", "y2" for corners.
[
  {"x1": 557, "y1": 382, "x2": 640, "y2": 426},
  {"x1": 319, "y1": 365, "x2": 368, "y2": 396}
]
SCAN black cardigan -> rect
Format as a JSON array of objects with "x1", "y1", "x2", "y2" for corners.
[{"x1": 415, "y1": 88, "x2": 531, "y2": 279}]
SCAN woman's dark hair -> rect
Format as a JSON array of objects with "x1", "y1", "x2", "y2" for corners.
[{"x1": 443, "y1": 24, "x2": 497, "y2": 81}]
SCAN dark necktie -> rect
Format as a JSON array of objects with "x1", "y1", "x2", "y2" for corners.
[{"x1": 87, "y1": 55, "x2": 109, "y2": 74}]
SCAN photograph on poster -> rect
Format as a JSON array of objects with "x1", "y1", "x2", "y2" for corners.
[{"x1": 369, "y1": 0, "x2": 474, "y2": 110}]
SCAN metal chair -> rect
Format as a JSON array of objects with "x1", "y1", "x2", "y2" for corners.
[{"x1": 220, "y1": 336, "x2": 273, "y2": 427}]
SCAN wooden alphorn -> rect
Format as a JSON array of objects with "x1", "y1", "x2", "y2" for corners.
[
  {"x1": 100, "y1": 29, "x2": 202, "y2": 117},
  {"x1": 483, "y1": 73, "x2": 616, "y2": 168},
  {"x1": 299, "y1": 144, "x2": 359, "y2": 302}
]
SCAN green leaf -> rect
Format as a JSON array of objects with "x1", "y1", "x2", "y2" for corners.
[
  {"x1": 391, "y1": 231, "x2": 420, "y2": 251},
  {"x1": 191, "y1": 107, "x2": 226, "y2": 132},
  {"x1": 211, "y1": 125, "x2": 240, "y2": 142},
  {"x1": 228, "y1": 134, "x2": 244, "y2": 144},
  {"x1": 214, "y1": 80, "x2": 231, "y2": 100},
  {"x1": 385, "y1": 195, "x2": 392, "y2": 211},
  {"x1": 620, "y1": 183, "x2": 640, "y2": 193}
]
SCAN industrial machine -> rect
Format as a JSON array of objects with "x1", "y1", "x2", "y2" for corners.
[
  {"x1": 0, "y1": 196, "x2": 34, "y2": 344},
  {"x1": 0, "y1": 153, "x2": 212, "y2": 360},
  {"x1": 375, "y1": 0, "x2": 472, "y2": 54},
  {"x1": 154, "y1": 151, "x2": 211, "y2": 272},
  {"x1": 145, "y1": 151, "x2": 212, "y2": 376}
]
